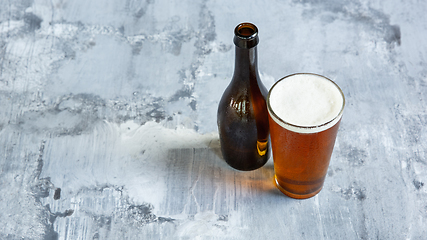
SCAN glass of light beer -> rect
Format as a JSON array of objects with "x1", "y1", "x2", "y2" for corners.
[{"x1": 267, "y1": 73, "x2": 345, "y2": 199}]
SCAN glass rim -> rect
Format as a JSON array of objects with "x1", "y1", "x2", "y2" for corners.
[{"x1": 267, "y1": 73, "x2": 345, "y2": 133}]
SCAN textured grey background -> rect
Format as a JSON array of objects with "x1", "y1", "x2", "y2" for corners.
[{"x1": 0, "y1": 0, "x2": 426, "y2": 239}]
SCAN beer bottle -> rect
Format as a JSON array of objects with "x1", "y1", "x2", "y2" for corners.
[{"x1": 217, "y1": 22, "x2": 270, "y2": 171}]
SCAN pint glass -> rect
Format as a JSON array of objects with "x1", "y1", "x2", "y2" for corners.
[{"x1": 267, "y1": 73, "x2": 345, "y2": 199}]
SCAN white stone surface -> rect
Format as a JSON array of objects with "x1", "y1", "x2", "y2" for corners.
[{"x1": 0, "y1": 0, "x2": 426, "y2": 239}]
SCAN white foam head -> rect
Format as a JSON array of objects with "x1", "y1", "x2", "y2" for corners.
[{"x1": 267, "y1": 73, "x2": 345, "y2": 134}]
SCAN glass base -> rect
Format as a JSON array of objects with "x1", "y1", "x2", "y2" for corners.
[{"x1": 274, "y1": 176, "x2": 323, "y2": 199}]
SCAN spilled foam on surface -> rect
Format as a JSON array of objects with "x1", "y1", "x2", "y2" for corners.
[
  {"x1": 34, "y1": 120, "x2": 247, "y2": 238},
  {"x1": 39, "y1": 120, "x2": 219, "y2": 210}
]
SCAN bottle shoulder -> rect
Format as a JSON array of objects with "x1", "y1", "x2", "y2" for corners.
[
  {"x1": 257, "y1": 77, "x2": 268, "y2": 98},
  {"x1": 218, "y1": 81, "x2": 267, "y2": 120}
]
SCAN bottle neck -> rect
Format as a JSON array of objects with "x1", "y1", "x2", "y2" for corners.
[{"x1": 233, "y1": 45, "x2": 258, "y2": 80}]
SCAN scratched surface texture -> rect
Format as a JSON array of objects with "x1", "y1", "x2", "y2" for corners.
[{"x1": 0, "y1": 0, "x2": 426, "y2": 239}]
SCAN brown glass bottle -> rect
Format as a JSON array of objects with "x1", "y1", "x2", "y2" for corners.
[{"x1": 217, "y1": 23, "x2": 270, "y2": 171}]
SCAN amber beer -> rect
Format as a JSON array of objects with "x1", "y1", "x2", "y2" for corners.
[{"x1": 267, "y1": 73, "x2": 345, "y2": 199}]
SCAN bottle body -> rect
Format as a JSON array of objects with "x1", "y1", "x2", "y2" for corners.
[{"x1": 217, "y1": 23, "x2": 270, "y2": 171}]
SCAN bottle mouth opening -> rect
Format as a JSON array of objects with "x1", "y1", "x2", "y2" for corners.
[
  {"x1": 234, "y1": 22, "x2": 259, "y2": 48},
  {"x1": 235, "y1": 23, "x2": 258, "y2": 39}
]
